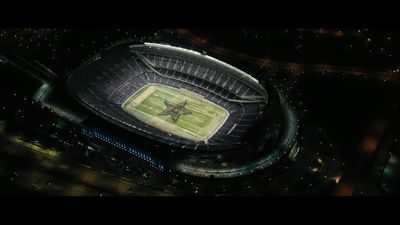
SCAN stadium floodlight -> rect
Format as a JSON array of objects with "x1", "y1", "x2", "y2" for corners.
[{"x1": 66, "y1": 41, "x2": 298, "y2": 179}]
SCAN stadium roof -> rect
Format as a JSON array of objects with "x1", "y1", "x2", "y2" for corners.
[{"x1": 130, "y1": 42, "x2": 268, "y2": 98}]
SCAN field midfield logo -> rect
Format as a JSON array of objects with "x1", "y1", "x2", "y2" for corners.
[{"x1": 158, "y1": 100, "x2": 192, "y2": 123}]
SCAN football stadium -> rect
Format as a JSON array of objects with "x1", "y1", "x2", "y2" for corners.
[
  {"x1": 66, "y1": 41, "x2": 298, "y2": 179},
  {"x1": 4, "y1": 28, "x2": 400, "y2": 196}
]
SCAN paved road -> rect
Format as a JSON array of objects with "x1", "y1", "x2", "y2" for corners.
[
  {"x1": 0, "y1": 133, "x2": 172, "y2": 196},
  {"x1": 334, "y1": 103, "x2": 398, "y2": 196},
  {"x1": 175, "y1": 29, "x2": 397, "y2": 82}
]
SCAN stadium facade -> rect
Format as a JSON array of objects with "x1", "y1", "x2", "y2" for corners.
[{"x1": 61, "y1": 41, "x2": 299, "y2": 179}]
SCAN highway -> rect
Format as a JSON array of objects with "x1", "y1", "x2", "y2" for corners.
[
  {"x1": 175, "y1": 29, "x2": 398, "y2": 82},
  {"x1": 173, "y1": 29, "x2": 400, "y2": 196},
  {"x1": 0, "y1": 129, "x2": 173, "y2": 196},
  {"x1": 334, "y1": 114, "x2": 393, "y2": 196}
]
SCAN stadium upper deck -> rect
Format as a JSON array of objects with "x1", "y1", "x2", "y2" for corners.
[{"x1": 67, "y1": 42, "x2": 269, "y2": 151}]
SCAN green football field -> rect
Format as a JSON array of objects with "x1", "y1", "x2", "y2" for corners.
[{"x1": 121, "y1": 83, "x2": 229, "y2": 142}]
